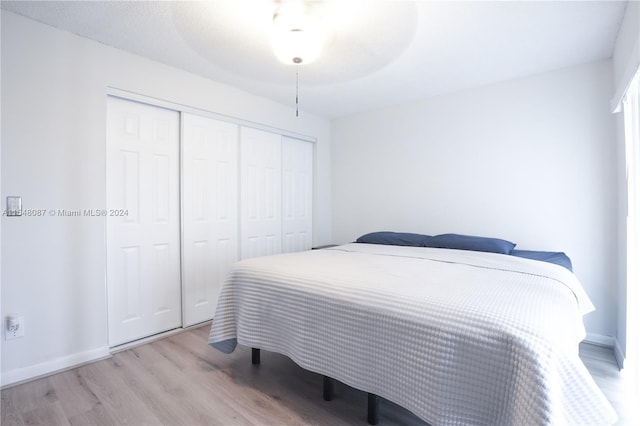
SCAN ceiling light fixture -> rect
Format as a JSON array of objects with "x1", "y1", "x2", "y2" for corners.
[
  {"x1": 272, "y1": 1, "x2": 325, "y2": 65},
  {"x1": 272, "y1": 0, "x2": 325, "y2": 116}
]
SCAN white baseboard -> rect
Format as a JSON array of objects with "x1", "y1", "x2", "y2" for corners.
[
  {"x1": 0, "y1": 325, "x2": 200, "y2": 388},
  {"x1": 584, "y1": 333, "x2": 625, "y2": 369},
  {"x1": 613, "y1": 338, "x2": 626, "y2": 370},
  {"x1": 584, "y1": 333, "x2": 616, "y2": 347},
  {"x1": 1, "y1": 346, "x2": 111, "y2": 388}
]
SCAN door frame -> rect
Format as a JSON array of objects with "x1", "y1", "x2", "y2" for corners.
[{"x1": 104, "y1": 88, "x2": 317, "y2": 346}]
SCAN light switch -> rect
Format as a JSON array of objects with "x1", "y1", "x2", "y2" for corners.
[{"x1": 6, "y1": 196, "x2": 22, "y2": 216}]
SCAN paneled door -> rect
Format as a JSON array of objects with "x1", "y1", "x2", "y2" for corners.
[
  {"x1": 182, "y1": 113, "x2": 239, "y2": 326},
  {"x1": 240, "y1": 127, "x2": 282, "y2": 259},
  {"x1": 106, "y1": 96, "x2": 181, "y2": 347},
  {"x1": 282, "y1": 137, "x2": 313, "y2": 253}
]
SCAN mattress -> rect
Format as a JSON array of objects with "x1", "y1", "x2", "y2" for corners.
[{"x1": 208, "y1": 243, "x2": 617, "y2": 425}]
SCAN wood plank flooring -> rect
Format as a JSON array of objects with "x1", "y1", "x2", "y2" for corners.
[{"x1": 1, "y1": 324, "x2": 637, "y2": 425}]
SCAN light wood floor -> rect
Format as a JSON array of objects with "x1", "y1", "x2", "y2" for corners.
[{"x1": 1, "y1": 324, "x2": 637, "y2": 425}]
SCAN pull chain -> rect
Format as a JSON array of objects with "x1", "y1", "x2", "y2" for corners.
[{"x1": 295, "y1": 65, "x2": 299, "y2": 117}]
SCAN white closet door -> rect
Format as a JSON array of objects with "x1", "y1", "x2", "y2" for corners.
[
  {"x1": 282, "y1": 137, "x2": 314, "y2": 253},
  {"x1": 182, "y1": 113, "x2": 239, "y2": 326},
  {"x1": 240, "y1": 127, "x2": 282, "y2": 259},
  {"x1": 106, "y1": 96, "x2": 181, "y2": 347}
]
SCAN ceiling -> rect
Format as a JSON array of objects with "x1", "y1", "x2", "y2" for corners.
[{"x1": 1, "y1": 0, "x2": 628, "y2": 118}]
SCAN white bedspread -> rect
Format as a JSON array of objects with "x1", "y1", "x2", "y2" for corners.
[{"x1": 208, "y1": 243, "x2": 617, "y2": 425}]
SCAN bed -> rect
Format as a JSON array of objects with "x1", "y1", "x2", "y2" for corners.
[{"x1": 208, "y1": 234, "x2": 617, "y2": 425}]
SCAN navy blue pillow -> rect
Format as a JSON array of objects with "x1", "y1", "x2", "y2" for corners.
[
  {"x1": 426, "y1": 233, "x2": 516, "y2": 254},
  {"x1": 356, "y1": 231, "x2": 431, "y2": 247},
  {"x1": 510, "y1": 250, "x2": 573, "y2": 271}
]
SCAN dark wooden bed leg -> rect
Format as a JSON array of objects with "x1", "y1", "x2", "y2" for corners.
[
  {"x1": 323, "y1": 376, "x2": 334, "y2": 401},
  {"x1": 251, "y1": 348, "x2": 260, "y2": 365},
  {"x1": 367, "y1": 393, "x2": 379, "y2": 425}
]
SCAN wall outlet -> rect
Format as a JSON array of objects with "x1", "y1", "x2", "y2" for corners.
[{"x1": 5, "y1": 316, "x2": 24, "y2": 340}]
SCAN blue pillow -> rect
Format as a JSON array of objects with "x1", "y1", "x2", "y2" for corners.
[
  {"x1": 510, "y1": 250, "x2": 573, "y2": 271},
  {"x1": 356, "y1": 231, "x2": 431, "y2": 247},
  {"x1": 426, "y1": 233, "x2": 516, "y2": 254}
]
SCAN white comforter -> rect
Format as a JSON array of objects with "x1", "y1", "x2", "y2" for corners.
[{"x1": 208, "y1": 243, "x2": 617, "y2": 425}]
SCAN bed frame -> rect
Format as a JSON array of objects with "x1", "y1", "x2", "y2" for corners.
[{"x1": 252, "y1": 348, "x2": 380, "y2": 425}]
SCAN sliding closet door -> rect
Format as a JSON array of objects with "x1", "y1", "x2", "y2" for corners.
[
  {"x1": 282, "y1": 137, "x2": 313, "y2": 253},
  {"x1": 240, "y1": 127, "x2": 282, "y2": 259},
  {"x1": 182, "y1": 113, "x2": 239, "y2": 326},
  {"x1": 106, "y1": 96, "x2": 181, "y2": 347}
]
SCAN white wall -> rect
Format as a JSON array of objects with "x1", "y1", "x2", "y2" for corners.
[
  {"x1": 0, "y1": 11, "x2": 332, "y2": 385},
  {"x1": 332, "y1": 60, "x2": 618, "y2": 340}
]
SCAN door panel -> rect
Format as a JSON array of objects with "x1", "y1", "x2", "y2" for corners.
[
  {"x1": 182, "y1": 113, "x2": 239, "y2": 326},
  {"x1": 282, "y1": 137, "x2": 314, "y2": 253},
  {"x1": 240, "y1": 127, "x2": 282, "y2": 259},
  {"x1": 107, "y1": 96, "x2": 181, "y2": 347}
]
